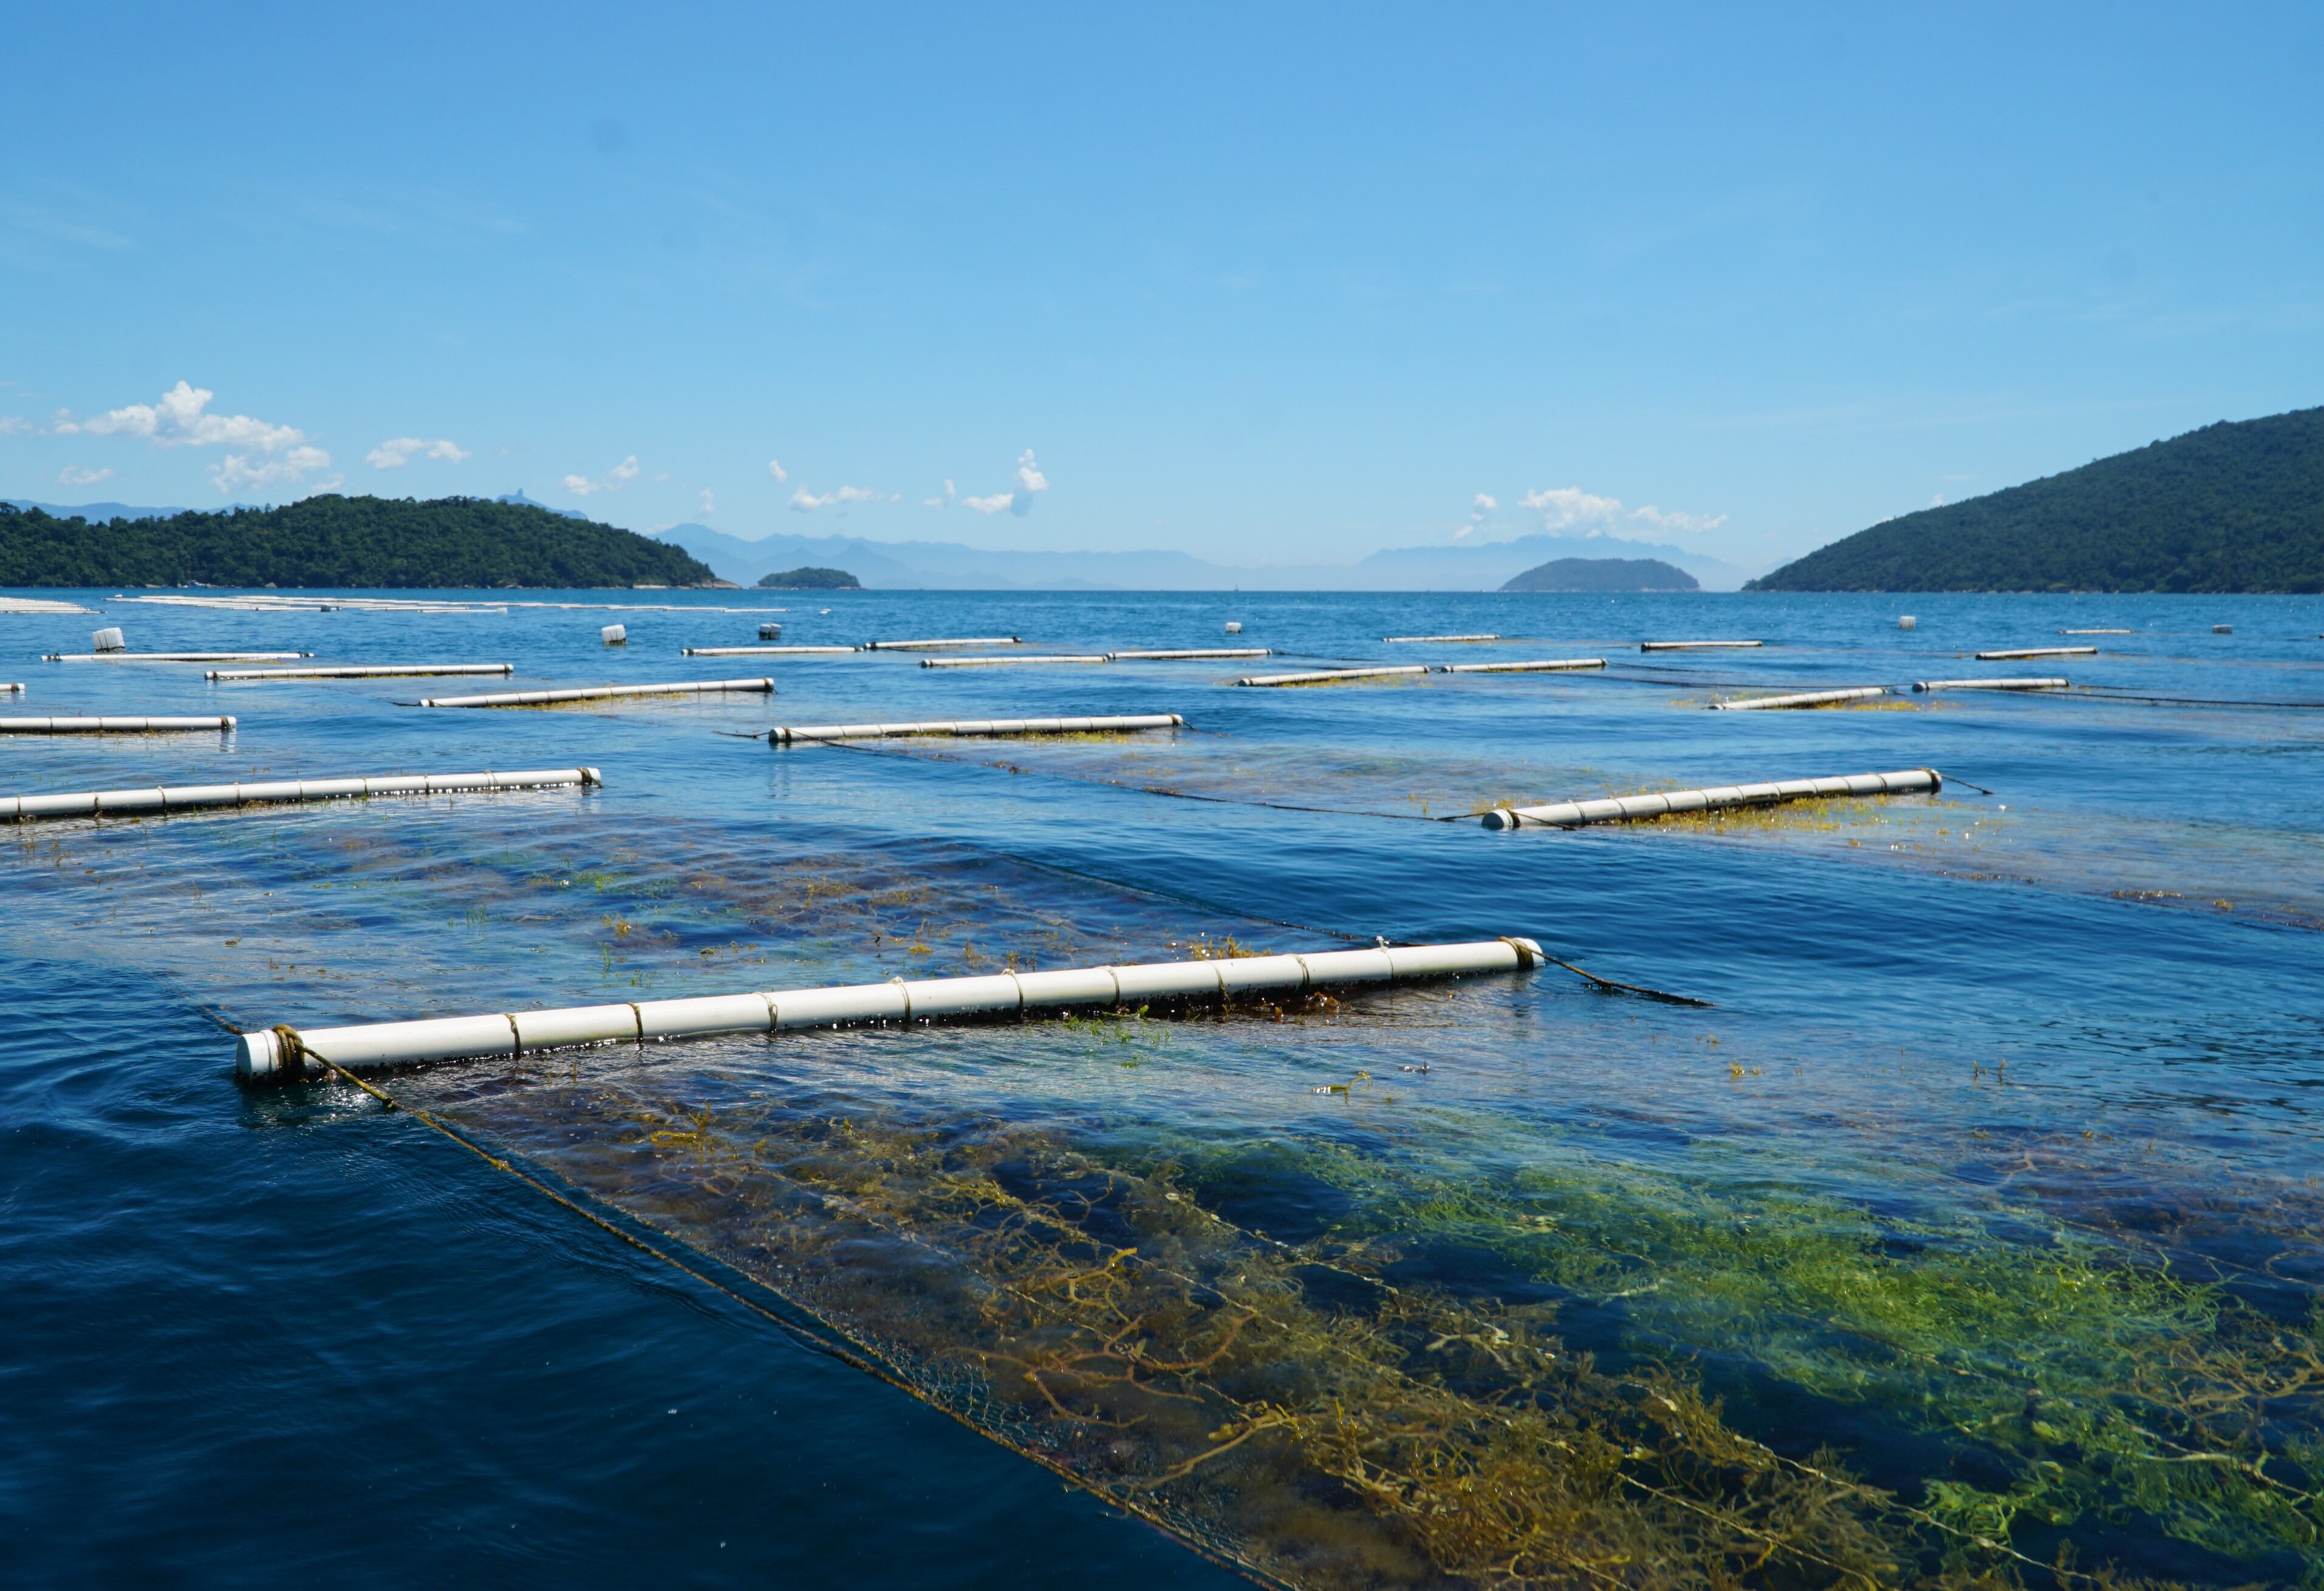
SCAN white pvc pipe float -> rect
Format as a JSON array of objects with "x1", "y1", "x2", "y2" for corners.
[
  {"x1": 864, "y1": 636, "x2": 1022, "y2": 650},
  {"x1": 682, "y1": 645, "x2": 859, "y2": 656},
  {"x1": 1439, "y1": 658, "x2": 1606, "y2": 674},
  {"x1": 1978, "y1": 646, "x2": 2096, "y2": 660},
  {"x1": 1911, "y1": 677, "x2": 2069, "y2": 692},
  {"x1": 1107, "y1": 649, "x2": 1272, "y2": 660},
  {"x1": 417, "y1": 678, "x2": 775, "y2": 708},
  {"x1": 1237, "y1": 665, "x2": 1431, "y2": 687},
  {"x1": 920, "y1": 654, "x2": 1110, "y2": 668},
  {"x1": 1640, "y1": 640, "x2": 1763, "y2": 652},
  {"x1": 0, "y1": 716, "x2": 236, "y2": 734},
  {"x1": 2060, "y1": 629, "x2": 2133, "y2": 635},
  {"x1": 1384, "y1": 633, "x2": 1499, "y2": 643},
  {"x1": 601, "y1": 624, "x2": 627, "y2": 646},
  {"x1": 205, "y1": 663, "x2": 516, "y2": 681},
  {"x1": 2, "y1": 684, "x2": 22, "y2": 694},
  {"x1": 235, "y1": 936, "x2": 1544, "y2": 1080},
  {"x1": 1707, "y1": 687, "x2": 1888, "y2": 711},
  {"x1": 773, "y1": 714, "x2": 1184, "y2": 743},
  {"x1": 1482, "y1": 768, "x2": 1940, "y2": 830},
  {"x1": 44, "y1": 651, "x2": 313, "y2": 663},
  {"x1": 2, "y1": 767, "x2": 600, "y2": 825}
]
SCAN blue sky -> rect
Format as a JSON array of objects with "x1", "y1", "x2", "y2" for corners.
[{"x1": 4, "y1": 3, "x2": 2319, "y2": 574}]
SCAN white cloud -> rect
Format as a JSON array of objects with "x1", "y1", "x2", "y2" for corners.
[
  {"x1": 58, "y1": 465, "x2": 114, "y2": 486},
  {"x1": 958, "y1": 451, "x2": 1050, "y2": 517},
  {"x1": 563, "y1": 455, "x2": 641, "y2": 496},
  {"x1": 788, "y1": 485, "x2": 890, "y2": 513},
  {"x1": 699, "y1": 488, "x2": 717, "y2": 516},
  {"x1": 767, "y1": 459, "x2": 788, "y2": 483},
  {"x1": 213, "y1": 445, "x2": 335, "y2": 494},
  {"x1": 1520, "y1": 486, "x2": 1725, "y2": 536},
  {"x1": 366, "y1": 436, "x2": 470, "y2": 469},
  {"x1": 923, "y1": 477, "x2": 957, "y2": 508},
  {"x1": 66, "y1": 381, "x2": 308, "y2": 453},
  {"x1": 962, "y1": 492, "x2": 1014, "y2": 514},
  {"x1": 1472, "y1": 493, "x2": 1499, "y2": 514},
  {"x1": 0, "y1": 416, "x2": 30, "y2": 435}
]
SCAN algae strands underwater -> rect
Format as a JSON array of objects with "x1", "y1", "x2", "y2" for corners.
[
  {"x1": 0, "y1": 716, "x2": 236, "y2": 734},
  {"x1": 415, "y1": 679, "x2": 774, "y2": 708},
  {"x1": 0, "y1": 767, "x2": 599, "y2": 823},
  {"x1": 1483, "y1": 768, "x2": 1941, "y2": 829},
  {"x1": 771, "y1": 714, "x2": 1184, "y2": 743},
  {"x1": 1707, "y1": 687, "x2": 1888, "y2": 710},
  {"x1": 205, "y1": 663, "x2": 516, "y2": 681},
  {"x1": 234, "y1": 936, "x2": 1544, "y2": 1079}
]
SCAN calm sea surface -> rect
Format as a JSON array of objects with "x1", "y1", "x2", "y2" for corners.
[{"x1": 2, "y1": 588, "x2": 2319, "y2": 1587}]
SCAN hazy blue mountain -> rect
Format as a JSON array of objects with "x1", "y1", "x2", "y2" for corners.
[
  {"x1": 496, "y1": 490, "x2": 586, "y2": 520},
  {"x1": 1500, "y1": 556, "x2": 1698, "y2": 592},
  {"x1": 7, "y1": 499, "x2": 193, "y2": 522}
]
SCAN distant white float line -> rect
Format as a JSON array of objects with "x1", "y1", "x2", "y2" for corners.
[
  {"x1": 1977, "y1": 646, "x2": 2097, "y2": 661},
  {"x1": 1482, "y1": 768, "x2": 1942, "y2": 830},
  {"x1": 682, "y1": 645, "x2": 860, "y2": 656},
  {"x1": 0, "y1": 716, "x2": 236, "y2": 734},
  {"x1": 111, "y1": 594, "x2": 502, "y2": 615},
  {"x1": 2059, "y1": 629, "x2": 2134, "y2": 635},
  {"x1": 1, "y1": 767, "x2": 599, "y2": 824},
  {"x1": 0, "y1": 597, "x2": 95, "y2": 615},
  {"x1": 1439, "y1": 658, "x2": 1606, "y2": 674},
  {"x1": 864, "y1": 636, "x2": 1022, "y2": 650},
  {"x1": 772, "y1": 714, "x2": 1184, "y2": 743},
  {"x1": 44, "y1": 650, "x2": 314, "y2": 663},
  {"x1": 921, "y1": 654, "x2": 1109, "y2": 668},
  {"x1": 1640, "y1": 640, "x2": 1763, "y2": 652},
  {"x1": 205, "y1": 663, "x2": 516, "y2": 681},
  {"x1": 1384, "y1": 633, "x2": 1499, "y2": 644},
  {"x1": 1707, "y1": 687, "x2": 1888, "y2": 711},
  {"x1": 1107, "y1": 649, "x2": 1272, "y2": 660},
  {"x1": 1912, "y1": 677, "x2": 2069, "y2": 692},
  {"x1": 416, "y1": 678, "x2": 774, "y2": 708},
  {"x1": 1237, "y1": 665, "x2": 1432, "y2": 687}
]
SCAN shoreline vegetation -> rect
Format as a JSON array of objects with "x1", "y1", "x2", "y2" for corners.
[{"x1": 0, "y1": 494, "x2": 717, "y2": 589}]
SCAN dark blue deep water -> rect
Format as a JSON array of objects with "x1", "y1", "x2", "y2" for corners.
[{"x1": 2, "y1": 588, "x2": 2319, "y2": 1587}]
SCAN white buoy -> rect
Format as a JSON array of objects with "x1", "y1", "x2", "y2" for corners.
[
  {"x1": 774, "y1": 714, "x2": 1183, "y2": 743},
  {"x1": 0, "y1": 716, "x2": 236, "y2": 734},
  {"x1": 1482, "y1": 768, "x2": 1941, "y2": 830},
  {"x1": 681, "y1": 645, "x2": 860, "y2": 656},
  {"x1": 2, "y1": 684, "x2": 22, "y2": 694},
  {"x1": 1640, "y1": 640, "x2": 1763, "y2": 652},
  {"x1": 1235, "y1": 666, "x2": 1431, "y2": 687},
  {"x1": 2213, "y1": 624, "x2": 2233, "y2": 635},
  {"x1": 205, "y1": 664, "x2": 516, "y2": 681},
  {"x1": 92, "y1": 627, "x2": 127, "y2": 652},
  {"x1": 234, "y1": 936, "x2": 1544, "y2": 1080},
  {"x1": 44, "y1": 651, "x2": 313, "y2": 663},
  {"x1": 1384, "y1": 633, "x2": 1499, "y2": 644},
  {"x1": 1437, "y1": 658, "x2": 1606, "y2": 674},
  {"x1": 759, "y1": 622, "x2": 783, "y2": 640},
  {"x1": 601, "y1": 624, "x2": 627, "y2": 646},
  {"x1": 920, "y1": 654, "x2": 1110, "y2": 669},
  {"x1": 417, "y1": 678, "x2": 775, "y2": 708},
  {"x1": 1898, "y1": 616, "x2": 1916, "y2": 631},
  {"x1": 1707, "y1": 687, "x2": 1888, "y2": 711},
  {"x1": 1224, "y1": 621, "x2": 1242, "y2": 634},
  {"x1": 2, "y1": 767, "x2": 600, "y2": 825},
  {"x1": 1107, "y1": 649, "x2": 1272, "y2": 660},
  {"x1": 1977, "y1": 646, "x2": 2096, "y2": 661},
  {"x1": 1911, "y1": 677, "x2": 2068, "y2": 692},
  {"x1": 864, "y1": 636, "x2": 1022, "y2": 650}
]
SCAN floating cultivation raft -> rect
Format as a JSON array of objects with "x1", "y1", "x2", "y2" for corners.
[
  {"x1": 1640, "y1": 640, "x2": 1763, "y2": 652},
  {"x1": 1106, "y1": 649, "x2": 1271, "y2": 660},
  {"x1": 1911, "y1": 677, "x2": 2069, "y2": 692},
  {"x1": 771, "y1": 714, "x2": 1184, "y2": 743},
  {"x1": 2060, "y1": 628, "x2": 2133, "y2": 635},
  {"x1": 1482, "y1": 768, "x2": 1941, "y2": 829},
  {"x1": 416, "y1": 678, "x2": 775, "y2": 708},
  {"x1": 1439, "y1": 658, "x2": 1606, "y2": 674},
  {"x1": 1707, "y1": 687, "x2": 1887, "y2": 711},
  {"x1": 920, "y1": 654, "x2": 1109, "y2": 669},
  {"x1": 205, "y1": 663, "x2": 516, "y2": 681},
  {"x1": 681, "y1": 645, "x2": 859, "y2": 656},
  {"x1": 1237, "y1": 665, "x2": 1431, "y2": 687},
  {"x1": 0, "y1": 716, "x2": 236, "y2": 734},
  {"x1": 864, "y1": 636, "x2": 1022, "y2": 650},
  {"x1": 1384, "y1": 633, "x2": 1499, "y2": 643},
  {"x1": 1978, "y1": 646, "x2": 2096, "y2": 660},
  {"x1": 1, "y1": 767, "x2": 598, "y2": 825},
  {"x1": 234, "y1": 936, "x2": 1543, "y2": 1080},
  {"x1": 43, "y1": 650, "x2": 313, "y2": 663}
]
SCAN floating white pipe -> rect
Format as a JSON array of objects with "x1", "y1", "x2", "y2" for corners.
[
  {"x1": 2, "y1": 683, "x2": 22, "y2": 694},
  {"x1": 205, "y1": 663, "x2": 516, "y2": 681},
  {"x1": 1640, "y1": 640, "x2": 1763, "y2": 652},
  {"x1": 773, "y1": 714, "x2": 1184, "y2": 743},
  {"x1": 2060, "y1": 629, "x2": 2133, "y2": 635},
  {"x1": 1707, "y1": 687, "x2": 1888, "y2": 711},
  {"x1": 920, "y1": 654, "x2": 1110, "y2": 669},
  {"x1": 682, "y1": 644, "x2": 859, "y2": 656},
  {"x1": 1911, "y1": 677, "x2": 2068, "y2": 692},
  {"x1": 1438, "y1": 658, "x2": 1606, "y2": 674},
  {"x1": 0, "y1": 716, "x2": 236, "y2": 734},
  {"x1": 235, "y1": 935, "x2": 1545, "y2": 1080},
  {"x1": 1384, "y1": 633, "x2": 1499, "y2": 643},
  {"x1": 1977, "y1": 646, "x2": 2096, "y2": 660},
  {"x1": 417, "y1": 678, "x2": 775, "y2": 708},
  {"x1": 44, "y1": 650, "x2": 313, "y2": 663},
  {"x1": 864, "y1": 636, "x2": 1022, "y2": 650},
  {"x1": 1107, "y1": 649, "x2": 1273, "y2": 660},
  {"x1": 2, "y1": 766, "x2": 600, "y2": 825},
  {"x1": 1236, "y1": 665, "x2": 1431, "y2": 687},
  {"x1": 1482, "y1": 768, "x2": 1940, "y2": 830},
  {"x1": 0, "y1": 597, "x2": 94, "y2": 614}
]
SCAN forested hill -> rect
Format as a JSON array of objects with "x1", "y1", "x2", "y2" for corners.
[
  {"x1": 1749, "y1": 406, "x2": 2324, "y2": 593},
  {"x1": 0, "y1": 495, "x2": 717, "y2": 588}
]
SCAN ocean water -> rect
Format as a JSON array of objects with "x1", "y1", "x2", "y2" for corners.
[{"x1": 1, "y1": 587, "x2": 2319, "y2": 1587}]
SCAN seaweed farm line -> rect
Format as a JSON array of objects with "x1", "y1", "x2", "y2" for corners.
[{"x1": 5, "y1": 587, "x2": 2323, "y2": 1591}]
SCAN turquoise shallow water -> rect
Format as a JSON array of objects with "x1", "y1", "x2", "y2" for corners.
[{"x1": 1, "y1": 588, "x2": 2319, "y2": 1587}]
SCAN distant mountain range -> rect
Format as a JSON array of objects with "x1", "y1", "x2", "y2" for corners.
[
  {"x1": 655, "y1": 523, "x2": 1752, "y2": 592},
  {"x1": 1752, "y1": 405, "x2": 2324, "y2": 592}
]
